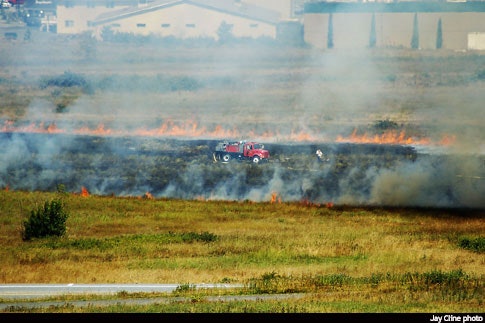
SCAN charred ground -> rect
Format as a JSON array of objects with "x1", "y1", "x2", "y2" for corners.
[{"x1": 1, "y1": 132, "x2": 483, "y2": 209}]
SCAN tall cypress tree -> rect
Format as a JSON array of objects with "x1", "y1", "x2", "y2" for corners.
[
  {"x1": 327, "y1": 13, "x2": 334, "y2": 49},
  {"x1": 411, "y1": 13, "x2": 419, "y2": 49},
  {"x1": 436, "y1": 18, "x2": 443, "y2": 49},
  {"x1": 369, "y1": 13, "x2": 376, "y2": 48}
]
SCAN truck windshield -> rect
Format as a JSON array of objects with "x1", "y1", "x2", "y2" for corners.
[{"x1": 253, "y1": 144, "x2": 264, "y2": 149}]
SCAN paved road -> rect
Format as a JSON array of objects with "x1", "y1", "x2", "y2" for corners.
[
  {"x1": 0, "y1": 283, "x2": 243, "y2": 300},
  {"x1": 0, "y1": 284, "x2": 306, "y2": 311}
]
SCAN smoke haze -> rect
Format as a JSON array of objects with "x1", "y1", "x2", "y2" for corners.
[{"x1": 1, "y1": 32, "x2": 484, "y2": 209}]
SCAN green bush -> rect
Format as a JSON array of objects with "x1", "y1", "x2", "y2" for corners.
[
  {"x1": 314, "y1": 273, "x2": 353, "y2": 287},
  {"x1": 459, "y1": 236, "x2": 485, "y2": 253},
  {"x1": 373, "y1": 119, "x2": 398, "y2": 131},
  {"x1": 22, "y1": 199, "x2": 69, "y2": 241},
  {"x1": 174, "y1": 283, "x2": 196, "y2": 293},
  {"x1": 178, "y1": 231, "x2": 218, "y2": 243},
  {"x1": 39, "y1": 71, "x2": 93, "y2": 94}
]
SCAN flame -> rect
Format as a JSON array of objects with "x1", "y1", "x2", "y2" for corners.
[
  {"x1": 1, "y1": 121, "x2": 63, "y2": 134},
  {"x1": 299, "y1": 199, "x2": 333, "y2": 208},
  {"x1": 81, "y1": 186, "x2": 90, "y2": 197},
  {"x1": 1, "y1": 120, "x2": 455, "y2": 146},
  {"x1": 76, "y1": 123, "x2": 116, "y2": 136},
  {"x1": 300, "y1": 198, "x2": 321, "y2": 207},
  {"x1": 0, "y1": 119, "x2": 314, "y2": 142},
  {"x1": 270, "y1": 192, "x2": 281, "y2": 204},
  {"x1": 299, "y1": 198, "x2": 313, "y2": 206},
  {"x1": 288, "y1": 130, "x2": 318, "y2": 142},
  {"x1": 143, "y1": 191, "x2": 154, "y2": 199},
  {"x1": 5, "y1": 185, "x2": 9, "y2": 192},
  {"x1": 336, "y1": 129, "x2": 432, "y2": 145}
]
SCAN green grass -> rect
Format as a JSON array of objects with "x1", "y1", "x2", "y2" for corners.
[{"x1": 0, "y1": 190, "x2": 483, "y2": 312}]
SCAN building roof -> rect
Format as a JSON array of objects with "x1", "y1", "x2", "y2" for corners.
[
  {"x1": 304, "y1": 1, "x2": 485, "y2": 13},
  {"x1": 92, "y1": 0, "x2": 281, "y2": 26}
]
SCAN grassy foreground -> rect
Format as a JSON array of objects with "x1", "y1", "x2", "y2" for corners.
[{"x1": 0, "y1": 189, "x2": 484, "y2": 313}]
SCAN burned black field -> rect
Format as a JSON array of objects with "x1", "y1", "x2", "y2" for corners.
[{"x1": 1, "y1": 132, "x2": 483, "y2": 209}]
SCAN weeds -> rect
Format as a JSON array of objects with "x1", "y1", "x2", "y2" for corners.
[
  {"x1": 176, "y1": 231, "x2": 218, "y2": 243},
  {"x1": 41, "y1": 232, "x2": 218, "y2": 251},
  {"x1": 458, "y1": 236, "x2": 485, "y2": 253},
  {"x1": 174, "y1": 283, "x2": 196, "y2": 293},
  {"x1": 244, "y1": 270, "x2": 483, "y2": 302}
]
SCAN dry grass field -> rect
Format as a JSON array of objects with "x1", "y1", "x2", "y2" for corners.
[{"x1": 0, "y1": 190, "x2": 484, "y2": 313}]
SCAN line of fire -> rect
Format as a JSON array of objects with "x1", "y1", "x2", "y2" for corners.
[{"x1": 0, "y1": 119, "x2": 483, "y2": 209}]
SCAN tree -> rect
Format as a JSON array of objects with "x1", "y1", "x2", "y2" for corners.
[
  {"x1": 217, "y1": 21, "x2": 234, "y2": 45},
  {"x1": 369, "y1": 13, "x2": 376, "y2": 48},
  {"x1": 22, "y1": 199, "x2": 69, "y2": 241},
  {"x1": 327, "y1": 13, "x2": 334, "y2": 49},
  {"x1": 101, "y1": 26, "x2": 115, "y2": 42},
  {"x1": 436, "y1": 18, "x2": 443, "y2": 49},
  {"x1": 411, "y1": 13, "x2": 419, "y2": 49},
  {"x1": 79, "y1": 31, "x2": 97, "y2": 61}
]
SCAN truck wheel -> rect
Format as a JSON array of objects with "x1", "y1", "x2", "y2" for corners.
[
  {"x1": 252, "y1": 156, "x2": 260, "y2": 164},
  {"x1": 222, "y1": 154, "x2": 231, "y2": 163}
]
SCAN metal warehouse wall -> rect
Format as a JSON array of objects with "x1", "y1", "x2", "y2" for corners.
[{"x1": 303, "y1": 11, "x2": 485, "y2": 50}]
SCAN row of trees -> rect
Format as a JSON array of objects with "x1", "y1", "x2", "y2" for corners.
[{"x1": 327, "y1": 13, "x2": 443, "y2": 50}]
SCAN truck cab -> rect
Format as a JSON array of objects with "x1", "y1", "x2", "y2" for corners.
[
  {"x1": 242, "y1": 142, "x2": 269, "y2": 163},
  {"x1": 213, "y1": 140, "x2": 270, "y2": 164}
]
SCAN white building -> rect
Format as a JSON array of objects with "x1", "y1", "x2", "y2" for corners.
[{"x1": 56, "y1": 0, "x2": 297, "y2": 40}]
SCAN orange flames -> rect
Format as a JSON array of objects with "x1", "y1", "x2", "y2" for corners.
[
  {"x1": 270, "y1": 192, "x2": 282, "y2": 204},
  {"x1": 143, "y1": 192, "x2": 154, "y2": 199},
  {"x1": 1, "y1": 120, "x2": 455, "y2": 146},
  {"x1": 271, "y1": 192, "x2": 334, "y2": 207},
  {"x1": 80, "y1": 186, "x2": 90, "y2": 197},
  {"x1": 300, "y1": 198, "x2": 334, "y2": 208},
  {"x1": 336, "y1": 129, "x2": 433, "y2": 145}
]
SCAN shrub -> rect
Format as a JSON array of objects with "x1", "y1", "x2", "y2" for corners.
[
  {"x1": 39, "y1": 71, "x2": 93, "y2": 94},
  {"x1": 55, "y1": 103, "x2": 69, "y2": 113},
  {"x1": 459, "y1": 236, "x2": 485, "y2": 253},
  {"x1": 22, "y1": 199, "x2": 69, "y2": 241},
  {"x1": 179, "y1": 231, "x2": 218, "y2": 243},
  {"x1": 423, "y1": 269, "x2": 462, "y2": 284},
  {"x1": 174, "y1": 283, "x2": 196, "y2": 293},
  {"x1": 476, "y1": 69, "x2": 485, "y2": 81},
  {"x1": 314, "y1": 273, "x2": 353, "y2": 287},
  {"x1": 373, "y1": 119, "x2": 398, "y2": 131}
]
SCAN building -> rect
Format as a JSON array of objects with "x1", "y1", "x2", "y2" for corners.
[
  {"x1": 56, "y1": 0, "x2": 296, "y2": 40},
  {"x1": 303, "y1": 1, "x2": 485, "y2": 50}
]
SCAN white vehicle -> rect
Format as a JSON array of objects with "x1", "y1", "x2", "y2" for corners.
[{"x1": 1, "y1": 0, "x2": 12, "y2": 8}]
